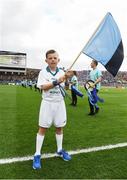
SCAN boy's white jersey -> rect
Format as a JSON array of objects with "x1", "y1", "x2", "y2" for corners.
[{"x1": 37, "y1": 67, "x2": 65, "y2": 102}]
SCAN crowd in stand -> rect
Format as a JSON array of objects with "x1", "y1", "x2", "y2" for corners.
[
  {"x1": 0, "y1": 68, "x2": 127, "y2": 87},
  {"x1": 0, "y1": 69, "x2": 39, "y2": 84},
  {"x1": 77, "y1": 70, "x2": 127, "y2": 87}
]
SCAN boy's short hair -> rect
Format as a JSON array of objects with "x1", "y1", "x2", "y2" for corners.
[
  {"x1": 46, "y1": 49, "x2": 56, "y2": 58},
  {"x1": 73, "y1": 71, "x2": 77, "y2": 76},
  {"x1": 93, "y1": 59, "x2": 98, "y2": 66}
]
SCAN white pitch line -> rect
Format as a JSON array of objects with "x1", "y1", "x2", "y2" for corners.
[{"x1": 0, "y1": 142, "x2": 127, "y2": 165}]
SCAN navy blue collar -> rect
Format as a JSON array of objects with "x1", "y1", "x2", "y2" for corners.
[{"x1": 46, "y1": 66, "x2": 59, "y2": 76}]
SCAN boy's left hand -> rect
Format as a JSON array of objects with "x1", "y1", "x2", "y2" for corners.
[
  {"x1": 65, "y1": 70, "x2": 73, "y2": 79},
  {"x1": 58, "y1": 70, "x2": 73, "y2": 84},
  {"x1": 58, "y1": 75, "x2": 66, "y2": 83},
  {"x1": 90, "y1": 83, "x2": 96, "y2": 88}
]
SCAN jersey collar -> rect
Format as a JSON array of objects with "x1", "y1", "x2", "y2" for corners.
[{"x1": 46, "y1": 66, "x2": 59, "y2": 76}]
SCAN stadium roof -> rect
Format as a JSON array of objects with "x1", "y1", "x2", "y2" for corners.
[{"x1": 0, "y1": 51, "x2": 26, "y2": 56}]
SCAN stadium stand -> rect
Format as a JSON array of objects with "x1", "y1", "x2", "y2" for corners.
[
  {"x1": 0, "y1": 69, "x2": 39, "y2": 84},
  {"x1": 77, "y1": 70, "x2": 127, "y2": 87},
  {"x1": 0, "y1": 68, "x2": 127, "y2": 87},
  {"x1": 0, "y1": 50, "x2": 126, "y2": 87}
]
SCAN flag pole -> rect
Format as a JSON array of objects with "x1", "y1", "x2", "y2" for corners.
[
  {"x1": 68, "y1": 12, "x2": 109, "y2": 70},
  {"x1": 68, "y1": 50, "x2": 83, "y2": 70}
]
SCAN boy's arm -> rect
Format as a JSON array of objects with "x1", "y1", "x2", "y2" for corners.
[
  {"x1": 90, "y1": 71, "x2": 102, "y2": 88},
  {"x1": 71, "y1": 79, "x2": 77, "y2": 85},
  {"x1": 92, "y1": 70, "x2": 102, "y2": 87},
  {"x1": 94, "y1": 76, "x2": 102, "y2": 85},
  {"x1": 94, "y1": 70, "x2": 102, "y2": 85},
  {"x1": 42, "y1": 71, "x2": 73, "y2": 90},
  {"x1": 37, "y1": 70, "x2": 73, "y2": 91},
  {"x1": 40, "y1": 75, "x2": 66, "y2": 91}
]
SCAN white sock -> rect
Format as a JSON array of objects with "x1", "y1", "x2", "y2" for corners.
[
  {"x1": 34, "y1": 133, "x2": 45, "y2": 156},
  {"x1": 56, "y1": 134, "x2": 63, "y2": 152}
]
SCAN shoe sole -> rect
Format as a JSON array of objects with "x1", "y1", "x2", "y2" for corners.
[
  {"x1": 58, "y1": 154, "x2": 71, "y2": 161},
  {"x1": 63, "y1": 158, "x2": 71, "y2": 161},
  {"x1": 95, "y1": 111, "x2": 99, "y2": 114},
  {"x1": 33, "y1": 166, "x2": 41, "y2": 170}
]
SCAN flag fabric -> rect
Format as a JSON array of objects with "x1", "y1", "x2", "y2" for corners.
[
  {"x1": 87, "y1": 88, "x2": 104, "y2": 105},
  {"x1": 84, "y1": 80, "x2": 104, "y2": 105},
  {"x1": 82, "y1": 12, "x2": 124, "y2": 77},
  {"x1": 71, "y1": 85, "x2": 84, "y2": 97}
]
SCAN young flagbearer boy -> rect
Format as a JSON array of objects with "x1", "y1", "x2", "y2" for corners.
[
  {"x1": 88, "y1": 60, "x2": 102, "y2": 115},
  {"x1": 33, "y1": 50, "x2": 71, "y2": 169}
]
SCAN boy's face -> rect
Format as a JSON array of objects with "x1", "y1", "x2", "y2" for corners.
[
  {"x1": 91, "y1": 60, "x2": 96, "y2": 68},
  {"x1": 45, "y1": 52, "x2": 60, "y2": 69}
]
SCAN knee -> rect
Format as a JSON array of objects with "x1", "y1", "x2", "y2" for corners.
[
  {"x1": 38, "y1": 127, "x2": 47, "y2": 135},
  {"x1": 56, "y1": 127, "x2": 63, "y2": 134}
]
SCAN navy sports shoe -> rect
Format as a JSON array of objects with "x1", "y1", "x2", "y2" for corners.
[
  {"x1": 57, "y1": 149, "x2": 71, "y2": 161},
  {"x1": 95, "y1": 107, "x2": 100, "y2": 114},
  {"x1": 88, "y1": 112, "x2": 95, "y2": 115},
  {"x1": 33, "y1": 155, "x2": 41, "y2": 169}
]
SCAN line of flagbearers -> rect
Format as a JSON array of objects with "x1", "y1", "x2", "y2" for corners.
[{"x1": 66, "y1": 59, "x2": 103, "y2": 115}]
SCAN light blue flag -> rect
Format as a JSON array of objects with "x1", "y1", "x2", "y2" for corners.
[{"x1": 83, "y1": 12, "x2": 124, "y2": 77}]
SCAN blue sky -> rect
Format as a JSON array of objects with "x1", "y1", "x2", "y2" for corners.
[{"x1": 0, "y1": 0, "x2": 127, "y2": 71}]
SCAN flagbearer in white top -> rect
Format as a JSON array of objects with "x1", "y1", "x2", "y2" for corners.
[{"x1": 33, "y1": 50, "x2": 72, "y2": 170}]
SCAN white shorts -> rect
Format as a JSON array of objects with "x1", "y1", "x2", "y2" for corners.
[{"x1": 39, "y1": 100, "x2": 67, "y2": 128}]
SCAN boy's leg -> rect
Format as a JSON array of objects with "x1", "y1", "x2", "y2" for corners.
[
  {"x1": 88, "y1": 98, "x2": 95, "y2": 115},
  {"x1": 56, "y1": 127, "x2": 71, "y2": 161},
  {"x1": 71, "y1": 90, "x2": 75, "y2": 105},
  {"x1": 35, "y1": 100, "x2": 51, "y2": 156},
  {"x1": 74, "y1": 94, "x2": 77, "y2": 106},
  {"x1": 34, "y1": 127, "x2": 47, "y2": 155},
  {"x1": 56, "y1": 127, "x2": 63, "y2": 152},
  {"x1": 95, "y1": 89, "x2": 100, "y2": 113},
  {"x1": 55, "y1": 100, "x2": 71, "y2": 161},
  {"x1": 33, "y1": 127, "x2": 47, "y2": 169},
  {"x1": 95, "y1": 104, "x2": 99, "y2": 113}
]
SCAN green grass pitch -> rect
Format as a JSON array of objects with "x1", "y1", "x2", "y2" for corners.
[{"x1": 0, "y1": 85, "x2": 127, "y2": 179}]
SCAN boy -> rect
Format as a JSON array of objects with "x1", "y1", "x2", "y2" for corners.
[
  {"x1": 88, "y1": 60, "x2": 102, "y2": 115},
  {"x1": 33, "y1": 50, "x2": 71, "y2": 169},
  {"x1": 70, "y1": 71, "x2": 78, "y2": 106}
]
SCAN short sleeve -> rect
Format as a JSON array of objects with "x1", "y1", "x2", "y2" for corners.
[
  {"x1": 71, "y1": 76, "x2": 77, "y2": 83},
  {"x1": 37, "y1": 71, "x2": 47, "y2": 89}
]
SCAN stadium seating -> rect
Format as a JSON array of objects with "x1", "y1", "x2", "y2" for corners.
[{"x1": 0, "y1": 68, "x2": 127, "y2": 87}]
